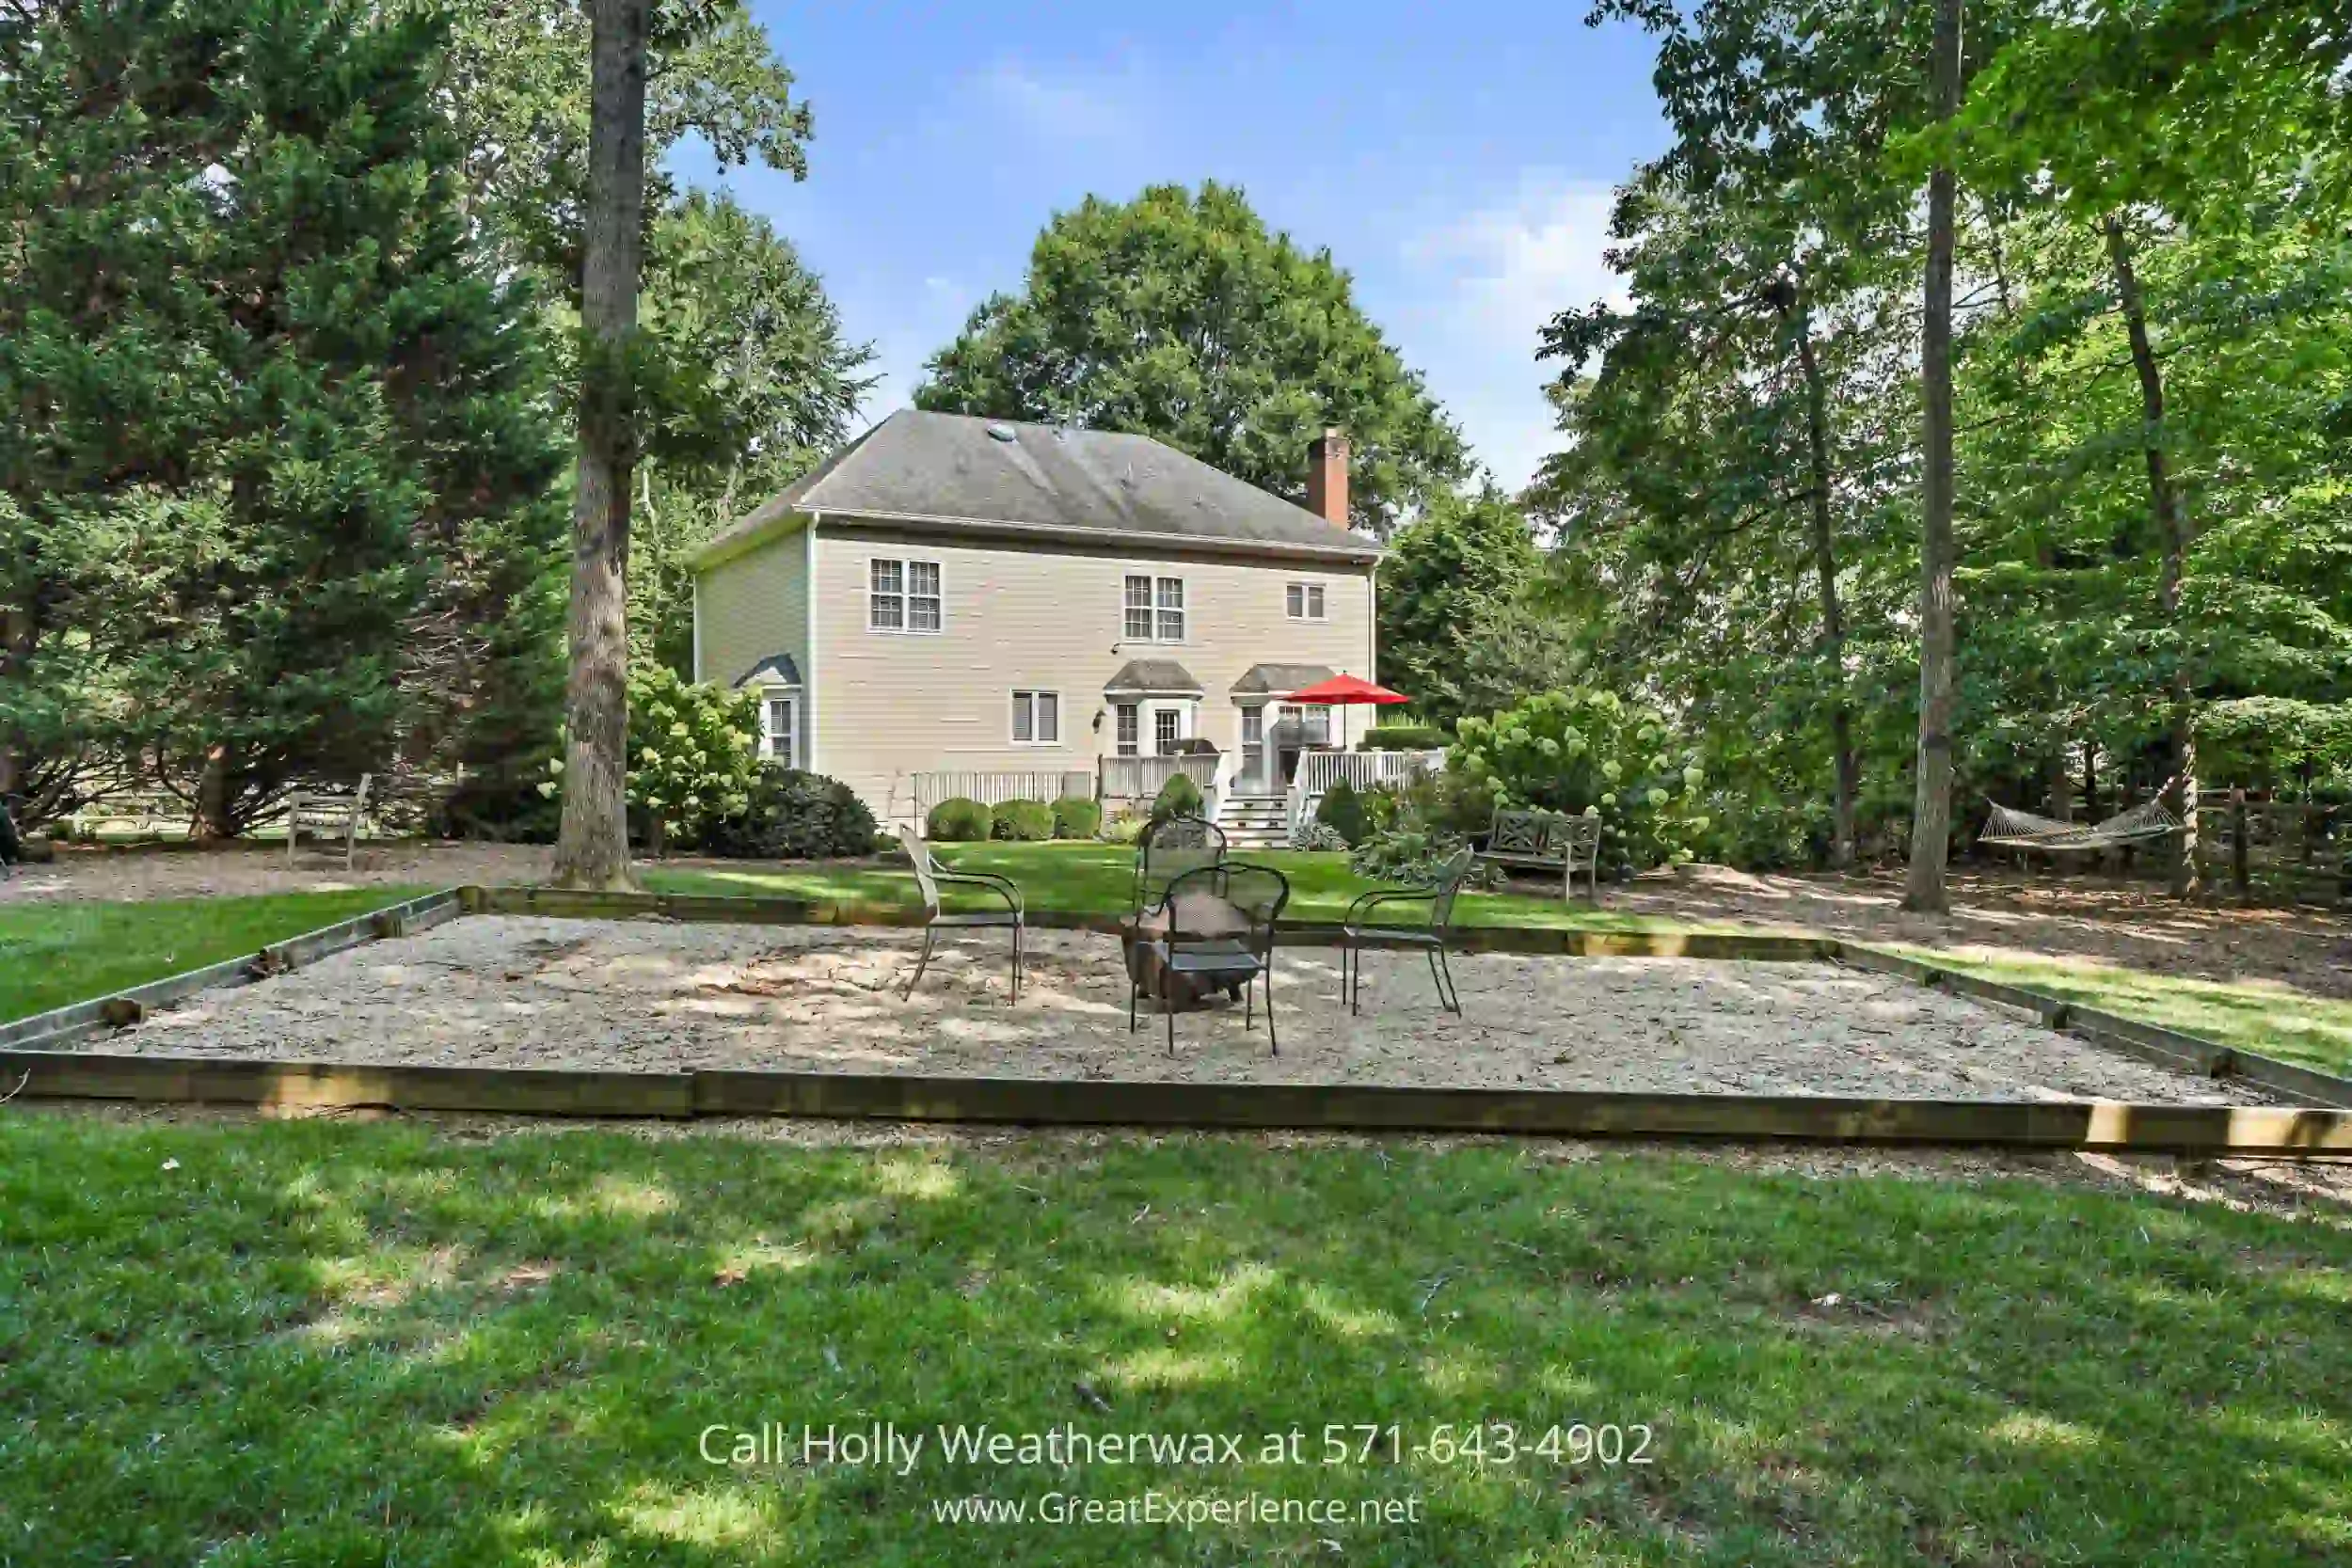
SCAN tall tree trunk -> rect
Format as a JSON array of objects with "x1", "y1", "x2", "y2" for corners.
[
  {"x1": 1903, "y1": 0, "x2": 1963, "y2": 914},
  {"x1": 1791, "y1": 312, "x2": 1858, "y2": 870},
  {"x1": 2103, "y1": 212, "x2": 2198, "y2": 897},
  {"x1": 552, "y1": 0, "x2": 652, "y2": 891},
  {"x1": 0, "y1": 604, "x2": 25, "y2": 808}
]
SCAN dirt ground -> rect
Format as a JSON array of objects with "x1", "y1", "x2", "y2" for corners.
[
  {"x1": 115, "y1": 914, "x2": 2286, "y2": 1105},
  {"x1": 8, "y1": 842, "x2": 2346, "y2": 996}
]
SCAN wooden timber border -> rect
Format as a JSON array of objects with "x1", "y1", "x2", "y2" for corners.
[
  {"x1": 2, "y1": 883, "x2": 2346, "y2": 1152},
  {"x1": 2, "y1": 1048, "x2": 2346, "y2": 1154},
  {"x1": 466, "y1": 884, "x2": 1836, "y2": 960}
]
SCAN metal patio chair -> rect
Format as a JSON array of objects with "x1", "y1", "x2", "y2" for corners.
[
  {"x1": 898, "y1": 827, "x2": 1026, "y2": 1002},
  {"x1": 1339, "y1": 845, "x2": 1477, "y2": 1016},
  {"x1": 1129, "y1": 862, "x2": 1290, "y2": 1056},
  {"x1": 1132, "y1": 813, "x2": 1228, "y2": 914}
]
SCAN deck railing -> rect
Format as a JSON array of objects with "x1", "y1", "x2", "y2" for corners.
[
  {"x1": 908, "y1": 769, "x2": 1096, "y2": 816},
  {"x1": 1287, "y1": 749, "x2": 1448, "y2": 832},
  {"x1": 1098, "y1": 753, "x2": 1219, "y2": 809}
]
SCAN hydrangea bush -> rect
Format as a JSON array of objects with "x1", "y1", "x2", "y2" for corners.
[
  {"x1": 1449, "y1": 689, "x2": 1709, "y2": 873},
  {"x1": 542, "y1": 666, "x2": 763, "y2": 849}
]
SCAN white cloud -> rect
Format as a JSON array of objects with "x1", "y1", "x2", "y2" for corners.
[
  {"x1": 975, "y1": 57, "x2": 1145, "y2": 147},
  {"x1": 1395, "y1": 176, "x2": 1624, "y2": 490}
]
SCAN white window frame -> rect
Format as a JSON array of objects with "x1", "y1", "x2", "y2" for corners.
[
  {"x1": 1153, "y1": 707, "x2": 1183, "y2": 755},
  {"x1": 1010, "y1": 689, "x2": 1061, "y2": 747},
  {"x1": 1285, "y1": 581, "x2": 1327, "y2": 622},
  {"x1": 759, "y1": 689, "x2": 802, "y2": 768},
  {"x1": 868, "y1": 555, "x2": 945, "y2": 635},
  {"x1": 1120, "y1": 570, "x2": 1187, "y2": 643},
  {"x1": 1114, "y1": 703, "x2": 1140, "y2": 757}
]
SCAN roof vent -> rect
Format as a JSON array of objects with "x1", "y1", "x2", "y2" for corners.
[{"x1": 986, "y1": 422, "x2": 1017, "y2": 442}]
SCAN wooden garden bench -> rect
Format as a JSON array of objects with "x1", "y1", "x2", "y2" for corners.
[
  {"x1": 1475, "y1": 806, "x2": 1602, "y2": 902},
  {"x1": 285, "y1": 774, "x2": 373, "y2": 869}
]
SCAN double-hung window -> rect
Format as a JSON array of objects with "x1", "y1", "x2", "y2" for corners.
[
  {"x1": 1285, "y1": 581, "x2": 1327, "y2": 621},
  {"x1": 1153, "y1": 710, "x2": 1182, "y2": 754},
  {"x1": 1115, "y1": 703, "x2": 1140, "y2": 757},
  {"x1": 762, "y1": 693, "x2": 797, "y2": 766},
  {"x1": 870, "y1": 558, "x2": 943, "y2": 633},
  {"x1": 1122, "y1": 573, "x2": 1185, "y2": 641},
  {"x1": 1011, "y1": 690, "x2": 1060, "y2": 746}
]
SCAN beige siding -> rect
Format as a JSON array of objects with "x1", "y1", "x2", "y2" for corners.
[
  {"x1": 695, "y1": 516, "x2": 810, "y2": 695},
  {"x1": 811, "y1": 523, "x2": 1375, "y2": 817}
]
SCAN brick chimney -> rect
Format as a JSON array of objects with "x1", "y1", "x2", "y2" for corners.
[{"x1": 1306, "y1": 428, "x2": 1350, "y2": 529}]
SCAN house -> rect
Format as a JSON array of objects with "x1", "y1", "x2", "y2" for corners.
[{"x1": 691, "y1": 409, "x2": 1383, "y2": 842}]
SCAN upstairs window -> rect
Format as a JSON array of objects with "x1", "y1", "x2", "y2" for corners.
[
  {"x1": 870, "y1": 557, "x2": 943, "y2": 633},
  {"x1": 1285, "y1": 582, "x2": 1327, "y2": 621},
  {"x1": 1123, "y1": 573, "x2": 1185, "y2": 641}
]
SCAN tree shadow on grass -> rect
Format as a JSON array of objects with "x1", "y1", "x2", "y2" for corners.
[{"x1": 4, "y1": 1119, "x2": 2350, "y2": 1564}]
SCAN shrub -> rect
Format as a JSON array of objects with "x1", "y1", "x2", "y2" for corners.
[
  {"x1": 703, "y1": 768, "x2": 882, "y2": 860},
  {"x1": 991, "y1": 798, "x2": 1055, "y2": 842},
  {"x1": 1357, "y1": 725, "x2": 1450, "y2": 752},
  {"x1": 926, "y1": 797, "x2": 993, "y2": 842},
  {"x1": 1288, "y1": 819, "x2": 1350, "y2": 852},
  {"x1": 1151, "y1": 771, "x2": 1205, "y2": 822},
  {"x1": 547, "y1": 665, "x2": 762, "y2": 849},
  {"x1": 1347, "y1": 827, "x2": 1471, "y2": 889},
  {"x1": 1102, "y1": 810, "x2": 1153, "y2": 845},
  {"x1": 1450, "y1": 689, "x2": 1708, "y2": 873},
  {"x1": 1051, "y1": 795, "x2": 1103, "y2": 839},
  {"x1": 1315, "y1": 777, "x2": 1369, "y2": 846}
]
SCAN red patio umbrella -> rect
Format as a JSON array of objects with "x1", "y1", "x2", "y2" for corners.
[{"x1": 1283, "y1": 673, "x2": 1411, "y2": 751}]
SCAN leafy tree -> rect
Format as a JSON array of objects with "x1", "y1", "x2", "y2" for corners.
[
  {"x1": 916, "y1": 182, "x2": 1469, "y2": 536},
  {"x1": 0, "y1": 0, "x2": 565, "y2": 837},
  {"x1": 633, "y1": 193, "x2": 874, "y2": 673},
  {"x1": 1375, "y1": 486, "x2": 1536, "y2": 723}
]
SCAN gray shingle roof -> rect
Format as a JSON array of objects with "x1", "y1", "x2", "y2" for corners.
[
  {"x1": 698, "y1": 409, "x2": 1381, "y2": 565},
  {"x1": 1230, "y1": 662, "x2": 1337, "y2": 696},
  {"x1": 1104, "y1": 659, "x2": 1203, "y2": 695},
  {"x1": 731, "y1": 653, "x2": 803, "y2": 688}
]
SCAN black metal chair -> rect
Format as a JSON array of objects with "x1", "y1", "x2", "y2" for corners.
[
  {"x1": 1340, "y1": 845, "x2": 1477, "y2": 1016},
  {"x1": 1130, "y1": 862, "x2": 1290, "y2": 1055},
  {"x1": 1132, "y1": 813, "x2": 1227, "y2": 913},
  {"x1": 898, "y1": 827, "x2": 1026, "y2": 1001}
]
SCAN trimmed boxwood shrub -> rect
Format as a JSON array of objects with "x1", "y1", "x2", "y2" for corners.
[
  {"x1": 992, "y1": 798, "x2": 1055, "y2": 841},
  {"x1": 1358, "y1": 724, "x2": 1450, "y2": 752},
  {"x1": 702, "y1": 768, "x2": 882, "y2": 860},
  {"x1": 1051, "y1": 796, "x2": 1103, "y2": 839},
  {"x1": 1151, "y1": 771, "x2": 1205, "y2": 822},
  {"x1": 1315, "y1": 776, "x2": 1370, "y2": 846},
  {"x1": 926, "y1": 797, "x2": 993, "y2": 842}
]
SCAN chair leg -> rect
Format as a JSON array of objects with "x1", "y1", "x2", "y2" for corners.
[
  {"x1": 1437, "y1": 945, "x2": 1461, "y2": 1015},
  {"x1": 904, "y1": 925, "x2": 936, "y2": 999},
  {"x1": 1347, "y1": 941, "x2": 1360, "y2": 1016},
  {"x1": 1263, "y1": 967, "x2": 1277, "y2": 1055},
  {"x1": 1167, "y1": 985, "x2": 1176, "y2": 1057},
  {"x1": 1426, "y1": 946, "x2": 1442, "y2": 1003}
]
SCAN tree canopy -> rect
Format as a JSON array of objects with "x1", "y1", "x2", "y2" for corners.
[{"x1": 916, "y1": 182, "x2": 1470, "y2": 538}]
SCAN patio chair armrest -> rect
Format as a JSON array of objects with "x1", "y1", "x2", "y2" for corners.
[
  {"x1": 935, "y1": 872, "x2": 1023, "y2": 914},
  {"x1": 1343, "y1": 887, "x2": 1438, "y2": 926}
]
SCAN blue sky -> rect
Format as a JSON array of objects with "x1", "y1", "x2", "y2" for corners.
[{"x1": 695, "y1": 2, "x2": 1669, "y2": 489}]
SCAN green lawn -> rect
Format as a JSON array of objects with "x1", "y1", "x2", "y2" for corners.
[
  {"x1": 1898, "y1": 947, "x2": 2352, "y2": 1077},
  {"x1": 0, "y1": 889, "x2": 430, "y2": 1024},
  {"x1": 3, "y1": 1116, "x2": 2347, "y2": 1564},
  {"x1": 646, "y1": 842, "x2": 1718, "y2": 934}
]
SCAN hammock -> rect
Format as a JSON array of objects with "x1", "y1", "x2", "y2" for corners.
[{"x1": 1979, "y1": 797, "x2": 2185, "y2": 853}]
